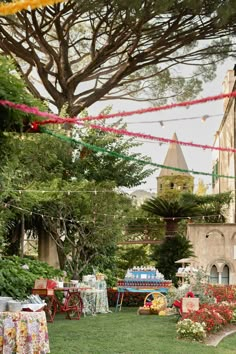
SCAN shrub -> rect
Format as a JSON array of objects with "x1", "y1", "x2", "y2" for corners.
[
  {"x1": 0, "y1": 256, "x2": 63, "y2": 299},
  {"x1": 205, "y1": 285, "x2": 236, "y2": 303},
  {"x1": 183, "y1": 306, "x2": 226, "y2": 333},
  {"x1": 200, "y1": 303, "x2": 233, "y2": 323},
  {"x1": 176, "y1": 319, "x2": 206, "y2": 342}
]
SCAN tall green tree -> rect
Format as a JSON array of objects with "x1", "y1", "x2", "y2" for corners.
[
  {"x1": 151, "y1": 235, "x2": 194, "y2": 284},
  {"x1": 0, "y1": 1, "x2": 235, "y2": 115}
]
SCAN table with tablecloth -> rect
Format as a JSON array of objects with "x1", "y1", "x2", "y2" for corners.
[
  {"x1": 80, "y1": 280, "x2": 110, "y2": 316},
  {"x1": 115, "y1": 286, "x2": 169, "y2": 311},
  {"x1": 0, "y1": 311, "x2": 50, "y2": 354}
]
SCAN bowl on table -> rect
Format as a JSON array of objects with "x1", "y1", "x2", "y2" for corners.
[{"x1": 8, "y1": 300, "x2": 22, "y2": 312}]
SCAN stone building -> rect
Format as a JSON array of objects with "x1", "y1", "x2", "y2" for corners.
[
  {"x1": 187, "y1": 223, "x2": 236, "y2": 284},
  {"x1": 157, "y1": 132, "x2": 194, "y2": 199},
  {"x1": 212, "y1": 68, "x2": 236, "y2": 222}
]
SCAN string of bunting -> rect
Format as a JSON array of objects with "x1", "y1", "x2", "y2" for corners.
[
  {"x1": 0, "y1": 90, "x2": 236, "y2": 125},
  {"x1": 0, "y1": 0, "x2": 65, "y2": 15},
  {"x1": 0, "y1": 96, "x2": 234, "y2": 153},
  {"x1": 39, "y1": 126, "x2": 236, "y2": 180}
]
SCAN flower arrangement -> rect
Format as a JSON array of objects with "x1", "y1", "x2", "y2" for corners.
[{"x1": 176, "y1": 319, "x2": 206, "y2": 342}]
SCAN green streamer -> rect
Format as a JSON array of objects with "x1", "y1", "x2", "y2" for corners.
[{"x1": 40, "y1": 127, "x2": 235, "y2": 180}]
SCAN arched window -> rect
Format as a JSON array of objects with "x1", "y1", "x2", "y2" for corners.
[
  {"x1": 170, "y1": 182, "x2": 174, "y2": 189},
  {"x1": 183, "y1": 183, "x2": 187, "y2": 190},
  {"x1": 222, "y1": 265, "x2": 229, "y2": 285},
  {"x1": 160, "y1": 184, "x2": 162, "y2": 190},
  {"x1": 210, "y1": 265, "x2": 218, "y2": 284}
]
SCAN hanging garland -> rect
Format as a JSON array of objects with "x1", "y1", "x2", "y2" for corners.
[
  {"x1": 39, "y1": 126, "x2": 236, "y2": 180},
  {"x1": 0, "y1": 0, "x2": 65, "y2": 15},
  {"x1": 32, "y1": 119, "x2": 236, "y2": 154},
  {"x1": 1, "y1": 90, "x2": 236, "y2": 124}
]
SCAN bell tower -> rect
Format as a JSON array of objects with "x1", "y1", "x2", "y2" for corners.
[{"x1": 157, "y1": 133, "x2": 194, "y2": 199}]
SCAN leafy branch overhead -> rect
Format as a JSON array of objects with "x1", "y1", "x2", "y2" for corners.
[{"x1": 0, "y1": 0, "x2": 236, "y2": 115}]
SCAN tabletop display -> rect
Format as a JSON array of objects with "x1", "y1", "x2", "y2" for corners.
[
  {"x1": 0, "y1": 311, "x2": 50, "y2": 354},
  {"x1": 117, "y1": 266, "x2": 172, "y2": 288},
  {"x1": 116, "y1": 267, "x2": 172, "y2": 311}
]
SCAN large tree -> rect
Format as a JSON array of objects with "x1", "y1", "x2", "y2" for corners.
[{"x1": 0, "y1": 0, "x2": 236, "y2": 115}]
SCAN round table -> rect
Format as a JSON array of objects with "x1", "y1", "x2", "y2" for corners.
[
  {"x1": 80, "y1": 281, "x2": 110, "y2": 316},
  {"x1": 0, "y1": 311, "x2": 50, "y2": 354}
]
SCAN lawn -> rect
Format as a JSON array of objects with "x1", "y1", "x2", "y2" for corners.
[{"x1": 47, "y1": 308, "x2": 236, "y2": 353}]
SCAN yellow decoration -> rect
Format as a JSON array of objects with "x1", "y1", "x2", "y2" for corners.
[
  {"x1": 0, "y1": 0, "x2": 66, "y2": 16},
  {"x1": 158, "y1": 310, "x2": 166, "y2": 316}
]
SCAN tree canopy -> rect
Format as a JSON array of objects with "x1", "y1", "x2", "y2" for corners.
[{"x1": 0, "y1": 0, "x2": 236, "y2": 115}]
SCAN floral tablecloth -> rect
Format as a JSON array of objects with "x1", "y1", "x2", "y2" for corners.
[
  {"x1": 81, "y1": 280, "x2": 110, "y2": 316},
  {"x1": 0, "y1": 311, "x2": 50, "y2": 354}
]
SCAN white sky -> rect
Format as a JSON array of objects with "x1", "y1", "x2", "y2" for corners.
[{"x1": 89, "y1": 58, "x2": 236, "y2": 194}]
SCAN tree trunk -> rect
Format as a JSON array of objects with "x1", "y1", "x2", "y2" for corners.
[
  {"x1": 38, "y1": 228, "x2": 60, "y2": 269},
  {"x1": 164, "y1": 219, "x2": 179, "y2": 237}
]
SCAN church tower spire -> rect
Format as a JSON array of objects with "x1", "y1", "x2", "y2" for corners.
[{"x1": 157, "y1": 133, "x2": 194, "y2": 198}]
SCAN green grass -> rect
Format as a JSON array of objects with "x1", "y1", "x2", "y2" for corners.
[{"x1": 48, "y1": 308, "x2": 236, "y2": 354}]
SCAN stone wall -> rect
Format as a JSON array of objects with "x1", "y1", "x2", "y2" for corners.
[{"x1": 187, "y1": 223, "x2": 236, "y2": 284}]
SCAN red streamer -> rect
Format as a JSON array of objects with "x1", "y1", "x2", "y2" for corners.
[{"x1": 0, "y1": 90, "x2": 236, "y2": 123}]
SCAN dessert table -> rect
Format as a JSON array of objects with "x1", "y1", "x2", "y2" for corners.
[
  {"x1": 0, "y1": 311, "x2": 50, "y2": 354},
  {"x1": 115, "y1": 286, "x2": 170, "y2": 311}
]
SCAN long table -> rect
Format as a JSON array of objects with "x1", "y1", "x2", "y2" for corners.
[{"x1": 115, "y1": 286, "x2": 169, "y2": 311}]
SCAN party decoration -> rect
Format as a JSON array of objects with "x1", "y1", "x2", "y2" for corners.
[
  {"x1": 51, "y1": 120, "x2": 236, "y2": 154},
  {"x1": 1, "y1": 90, "x2": 236, "y2": 124},
  {"x1": 0, "y1": 0, "x2": 65, "y2": 16},
  {"x1": 0, "y1": 96, "x2": 235, "y2": 154},
  {"x1": 39, "y1": 126, "x2": 236, "y2": 180}
]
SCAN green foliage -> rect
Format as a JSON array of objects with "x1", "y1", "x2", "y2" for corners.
[
  {"x1": 151, "y1": 235, "x2": 194, "y2": 284},
  {"x1": 115, "y1": 245, "x2": 152, "y2": 277},
  {"x1": 180, "y1": 192, "x2": 232, "y2": 222},
  {"x1": 0, "y1": 256, "x2": 63, "y2": 299},
  {"x1": 142, "y1": 197, "x2": 199, "y2": 218},
  {"x1": 0, "y1": 55, "x2": 45, "y2": 133},
  {"x1": 72, "y1": 120, "x2": 154, "y2": 188},
  {"x1": 124, "y1": 205, "x2": 165, "y2": 241},
  {"x1": 142, "y1": 196, "x2": 200, "y2": 236}
]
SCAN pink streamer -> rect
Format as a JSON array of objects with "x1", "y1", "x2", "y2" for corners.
[
  {"x1": 0, "y1": 91, "x2": 235, "y2": 153},
  {"x1": 1, "y1": 90, "x2": 236, "y2": 123}
]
